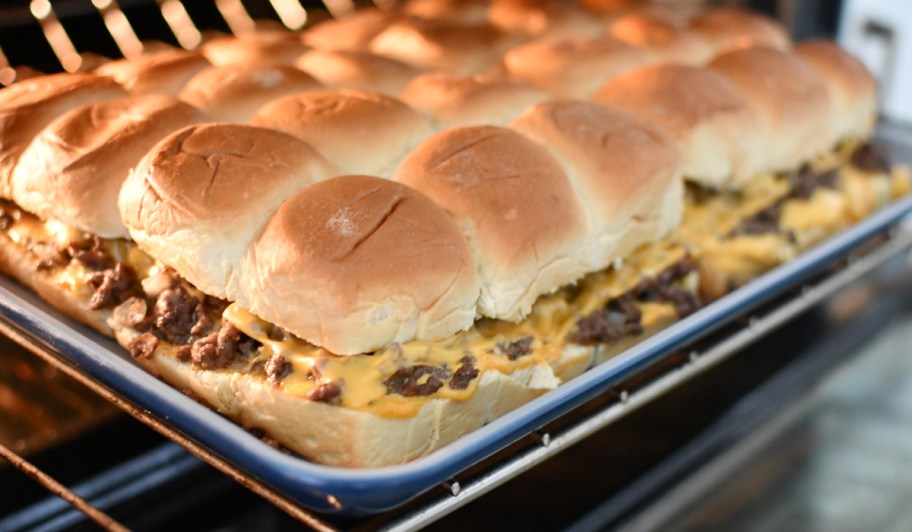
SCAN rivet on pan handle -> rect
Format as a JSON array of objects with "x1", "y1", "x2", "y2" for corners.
[
  {"x1": 91, "y1": 0, "x2": 144, "y2": 58},
  {"x1": 156, "y1": 0, "x2": 202, "y2": 50},
  {"x1": 29, "y1": 0, "x2": 82, "y2": 72},
  {"x1": 269, "y1": 0, "x2": 308, "y2": 30},
  {"x1": 0, "y1": 442, "x2": 128, "y2": 532},
  {"x1": 214, "y1": 0, "x2": 256, "y2": 35}
]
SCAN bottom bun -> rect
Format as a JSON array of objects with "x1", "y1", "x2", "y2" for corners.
[{"x1": 117, "y1": 327, "x2": 558, "y2": 468}]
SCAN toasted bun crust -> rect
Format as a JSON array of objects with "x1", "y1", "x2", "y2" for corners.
[
  {"x1": 178, "y1": 65, "x2": 322, "y2": 123},
  {"x1": 200, "y1": 33, "x2": 309, "y2": 67},
  {"x1": 295, "y1": 49, "x2": 423, "y2": 97},
  {"x1": 511, "y1": 100, "x2": 682, "y2": 268},
  {"x1": 593, "y1": 64, "x2": 761, "y2": 188},
  {"x1": 301, "y1": 8, "x2": 401, "y2": 51},
  {"x1": 95, "y1": 50, "x2": 210, "y2": 95},
  {"x1": 369, "y1": 19, "x2": 517, "y2": 74},
  {"x1": 402, "y1": 0, "x2": 490, "y2": 25},
  {"x1": 607, "y1": 13, "x2": 714, "y2": 65},
  {"x1": 11, "y1": 95, "x2": 207, "y2": 238},
  {"x1": 501, "y1": 35, "x2": 653, "y2": 97},
  {"x1": 131, "y1": 343, "x2": 557, "y2": 467},
  {"x1": 399, "y1": 72, "x2": 549, "y2": 129},
  {"x1": 709, "y1": 47, "x2": 833, "y2": 173},
  {"x1": 118, "y1": 123, "x2": 337, "y2": 297},
  {"x1": 251, "y1": 89, "x2": 433, "y2": 177},
  {"x1": 794, "y1": 39, "x2": 877, "y2": 141},
  {"x1": 488, "y1": 0, "x2": 603, "y2": 37},
  {"x1": 690, "y1": 7, "x2": 790, "y2": 55},
  {"x1": 395, "y1": 125, "x2": 590, "y2": 320},
  {"x1": 0, "y1": 73, "x2": 127, "y2": 197},
  {"x1": 238, "y1": 175, "x2": 480, "y2": 355}
]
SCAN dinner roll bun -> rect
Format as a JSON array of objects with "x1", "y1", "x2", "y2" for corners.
[
  {"x1": 690, "y1": 7, "x2": 790, "y2": 55},
  {"x1": 395, "y1": 125, "x2": 590, "y2": 320},
  {"x1": 301, "y1": 8, "x2": 401, "y2": 51},
  {"x1": 295, "y1": 49, "x2": 424, "y2": 97},
  {"x1": 119, "y1": 123, "x2": 337, "y2": 297},
  {"x1": 179, "y1": 65, "x2": 322, "y2": 122},
  {"x1": 251, "y1": 89, "x2": 433, "y2": 177},
  {"x1": 11, "y1": 95, "x2": 207, "y2": 238},
  {"x1": 239, "y1": 175, "x2": 481, "y2": 355},
  {"x1": 607, "y1": 12, "x2": 714, "y2": 65},
  {"x1": 200, "y1": 32, "x2": 309, "y2": 67},
  {"x1": 95, "y1": 49, "x2": 210, "y2": 95}
]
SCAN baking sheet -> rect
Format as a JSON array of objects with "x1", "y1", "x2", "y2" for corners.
[{"x1": 1, "y1": 128, "x2": 911, "y2": 515}]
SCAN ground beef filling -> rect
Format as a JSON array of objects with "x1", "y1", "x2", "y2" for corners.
[
  {"x1": 569, "y1": 258, "x2": 699, "y2": 346},
  {"x1": 851, "y1": 142, "x2": 890, "y2": 174},
  {"x1": 728, "y1": 143, "x2": 891, "y2": 239},
  {"x1": 495, "y1": 336, "x2": 534, "y2": 360}
]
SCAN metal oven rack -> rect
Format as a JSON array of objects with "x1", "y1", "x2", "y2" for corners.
[{"x1": 2, "y1": 1, "x2": 912, "y2": 529}]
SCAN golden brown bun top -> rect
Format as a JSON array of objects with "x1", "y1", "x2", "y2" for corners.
[
  {"x1": 295, "y1": 49, "x2": 424, "y2": 97},
  {"x1": 394, "y1": 125, "x2": 590, "y2": 318},
  {"x1": 575, "y1": 0, "x2": 651, "y2": 15},
  {"x1": 511, "y1": 99, "x2": 680, "y2": 215},
  {"x1": 395, "y1": 125, "x2": 585, "y2": 260},
  {"x1": 369, "y1": 18, "x2": 518, "y2": 74},
  {"x1": 488, "y1": 0, "x2": 603, "y2": 37},
  {"x1": 402, "y1": 0, "x2": 490, "y2": 25},
  {"x1": 247, "y1": 174, "x2": 480, "y2": 354},
  {"x1": 794, "y1": 39, "x2": 877, "y2": 139},
  {"x1": 95, "y1": 49, "x2": 211, "y2": 95},
  {"x1": 124, "y1": 123, "x2": 336, "y2": 228},
  {"x1": 200, "y1": 32, "x2": 310, "y2": 67},
  {"x1": 593, "y1": 63, "x2": 752, "y2": 136},
  {"x1": 178, "y1": 65, "x2": 322, "y2": 122},
  {"x1": 251, "y1": 89, "x2": 433, "y2": 177},
  {"x1": 709, "y1": 46, "x2": 832, "y2": 170},
  {"x1": 690, "y1": 7, "x2": 790, "y2": 55},
  {"x1": 0, "y1": 72, "x2": 128, "y2": 196},
  {"x1": 10, "y1": 95, "x2": 207, "y2": 237},
  {"x1": 399, "y1": 72, "x2": 549, "y2": 129},
  {"x1": 301, "y1": 8, "x2": 401, "y2": 51},
  {"x1": 501, "y1": 35, "x2": 653, "y2": 97},
  {"x1": 607, "y1": 12, "x2": 714, "y2": 64}
]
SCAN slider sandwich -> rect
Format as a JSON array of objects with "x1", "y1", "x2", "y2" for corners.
[
  {"x1": 594, "y1": 44, "x2": 910, "y2": 299},
  {"x1": 0, "y1": 94, "x2": 207, "y2": 331},
  {"x1": 102, "y1": 96, "x2": 687, "y2": 466}
]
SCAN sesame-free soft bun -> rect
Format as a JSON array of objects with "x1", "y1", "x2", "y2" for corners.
[
  {"x1": 501, "y1": 35, "x2": 653, "y2": 97},
  {"x1": 95, "y1": 49, "x2": 210, "y2": 95},
  {"x1": 399, "y1": 72, "x2": 549, "y2": 129},
  {"x1": 119, "y1": 124, "x2": 336, "y2": 297},
  {"x1": 488, "y1": 0, "x2": 603, "y2": 37},
  {"x1": 402, "y1": 0, "x2": 489, "y2": 25},
  {"x1": 511, "y1": 100, "x2": 682, "y2": 269},
  {"x1": 607, "y1": 13, "x2": 714, "y2": 65},
  {"x1": 295, "y1": 49, "x2": 423, "y2": 97},
  {"x1": 593, "y1": 64, "x2": 760, "y2": 188},
  {"x1": 200, "y1": 32, "x2": 309, "y2": 67},
  {"x1": 239, "y1": 175, "x2": 481, "y2": 355},
  {"x1": 370, "y1": 19, "x2": 518, "y2": 74},
  {"x1": 794, "y1": 39, "x2": 877, "y2": 142},
  {"x1": 0, "y1": 72, "x2": 127, "y2": 197},
  {"x1": 178, "y1": 65, "x2": 322, "y2": 122},
  {"x1": 301, "y1": 8, "x2": 400, "y2": 51},
  {"x1": 395, "y1": 126, "x2": 589, "y2": 320},
  {"x1": 251, "y1": 89, "x2": 432, "y2": 177},
  {"x1": 709, "y1": 47, "x2": 832, "y2": 173},
  {"x1": 690, "y1": 7, "x2": 790, "y2": 55},
  {"x1": 11, "y1": 95, "x2": 207, "y2": 238}
]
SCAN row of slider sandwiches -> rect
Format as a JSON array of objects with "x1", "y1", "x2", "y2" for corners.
[{"x1": 0, "y1": 1, "x2": 907, "y2": 467}]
